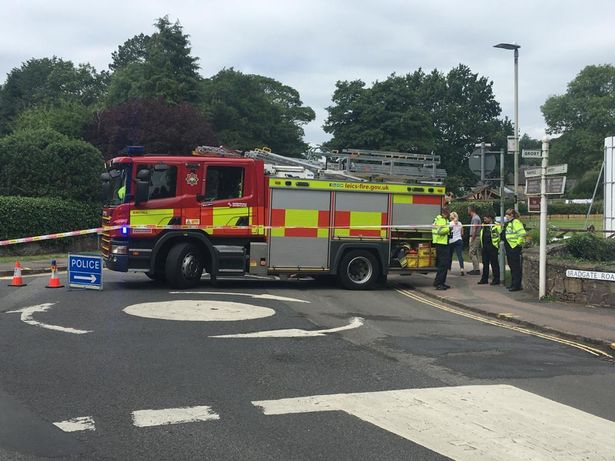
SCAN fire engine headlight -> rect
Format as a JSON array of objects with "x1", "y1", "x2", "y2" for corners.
[{"x1": 112, "y1": 244, "x2": 128, "y2": 255}]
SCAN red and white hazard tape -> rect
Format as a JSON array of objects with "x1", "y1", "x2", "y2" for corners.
[
  {"x1": 0, "y1": 227, "x2": 120, "y2": 247},
  {"x1": 0, "y1": 223, "x2": 500, "y2": 247}
]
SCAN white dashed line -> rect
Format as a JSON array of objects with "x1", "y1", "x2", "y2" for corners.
[
  {"x1": 53, "y1": 416, "x2": 96, "y2": 432},
  {"x1": 131, "y1": 405, "x2": 220, "y2": 427},
  {"x1": 211, "y1": 316, "x2": 364, "y2": 338}
]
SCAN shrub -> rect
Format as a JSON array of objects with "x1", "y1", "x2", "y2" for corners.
[
  {"x1": 0, "y1": 196, "x2": 101, "y2": 240},
  {"x1": 565, "y1": 233, "x2": 615, "y2": 262},
  {"x1": 0, "y1": 128, "x2": 104, "y2": 202}
]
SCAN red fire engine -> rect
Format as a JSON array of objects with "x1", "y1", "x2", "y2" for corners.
[{"x1": 101, "y1": 147, "x2": 445, "y2": 289}]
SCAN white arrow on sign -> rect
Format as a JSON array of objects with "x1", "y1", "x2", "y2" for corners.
[
  {"x1": 6, "y1": 303, "x2": 92, "y2": 335},
  {"x1": 74, "y1": 274, "x2": 97, "y2": 283}
]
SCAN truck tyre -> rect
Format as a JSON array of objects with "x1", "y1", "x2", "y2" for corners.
[
  {"x1": 338, "y1": 250, "x2": 379, "y2": 290},
  {"x1": 145, "y1": 271, "x2": 165, "y2": 283},
  {"x1": 165, "y1": 242, "x2": 204, "y2": 289}
]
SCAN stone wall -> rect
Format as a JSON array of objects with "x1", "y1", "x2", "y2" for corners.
[{"x1": 522, "y1": 245, "x2": 615, "y2": 307}]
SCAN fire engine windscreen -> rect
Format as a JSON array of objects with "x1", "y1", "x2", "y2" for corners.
[{"x1": 102, "y1": 165, "x2": 129, "y2": 206}]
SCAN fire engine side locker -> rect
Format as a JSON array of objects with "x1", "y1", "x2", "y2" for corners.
[{"x1": 267, "y1": 188, "x2": 331, "y2": 270}]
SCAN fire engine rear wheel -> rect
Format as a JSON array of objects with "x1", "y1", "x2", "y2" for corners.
[
  {"x1": 338, "y1": 250, "x2": 379, "y2": 290},
  {"x1": 165, "y1": 242, "x2": 204, "y2": 289}
]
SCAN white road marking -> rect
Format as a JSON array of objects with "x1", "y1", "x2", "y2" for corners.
[
  {"x1": 6, "y1": 303, "x2": 92, "y2": 335},
  {"x1": 132, "y1": 405, "x2": 220, "y2": 427},
  {"x1": 123, "y1": 300, "x2": 275, "y2": 322},
  {"x1": 253, "y1": 384, "x2": 615, "y2": 460},
  {"x1": 170, "y1": 291, "x2": 309, "y2": 303},
  {"x1": 211, "y1": 316, "x2": 364, "y2": 338},
  {"x1": 53, "y1": 416, "x2": 96, "y2": 432}
]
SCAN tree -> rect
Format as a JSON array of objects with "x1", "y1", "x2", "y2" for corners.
[
  {"x1": 106, "y1": 17, "x2": 202, "y2": 105},
  {"x1": 0, "y1": 128, "x2": 104, "y2": 202},
  {"x1": 324, "y1": 65, "x2": 509, "y2": 186},
  {"x1": 201, "y1": 68, "x2": 315, "y2": 156},
  {"x1": 87, "y1": 97, "x2": 217, "y2": 159},
  {"x1": 13, "y1": 100, "x2": 92, "y2": 139},
  {"x1": 0, "y1": 57, "x2": 106, "y2": 134},
  {"x1": 542, "y1": 65, "x2": 615, "y2": 177}
]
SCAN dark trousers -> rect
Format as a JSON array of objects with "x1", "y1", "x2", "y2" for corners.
[
  {"x1": 480, "y1": 245, "x2": 500, "y2": 283},
  {"x1": 434, "y1": 243, "x2": 451, "y2": 286},
  {"x1": 505, "y1": 243, "x2": 522, "y2": 289},
  {"x1": 449, "y1": 239, "x2": 464, "y2": 270}
]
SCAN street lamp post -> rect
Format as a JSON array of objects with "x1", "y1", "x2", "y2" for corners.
[{"x1": 494, "y1": 42, "x2": 521, "y2": 213}]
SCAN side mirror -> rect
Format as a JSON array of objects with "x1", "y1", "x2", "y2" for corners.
[
  {"x1": 101, "y1": 172, "x2": 110, "y2": 182},
  {"x1": 134, "y1": 180, "x2": 149, "y2": 205},
  {"x1": 101, "y1": 182, "x2": 111, "y2": 201}
]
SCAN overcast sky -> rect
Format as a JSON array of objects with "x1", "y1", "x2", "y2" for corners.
[{"x1": 3, "y1": 0, "x2": 615, "y2": 147}]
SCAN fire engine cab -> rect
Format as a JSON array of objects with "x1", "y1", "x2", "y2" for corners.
[{"x1": 101, "y1": 147, "x2": 445, "y2": 289}]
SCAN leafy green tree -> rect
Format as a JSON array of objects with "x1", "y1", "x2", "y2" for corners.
[
  {"x1": 542, "y1": 65, "x2": 615, "y2": 177},
  {"x1": 13, "y1": 100, "x2": 92, "y2": 139},
  {"x1": 87, "y1": 97, "x2": 217, "y2": 160},
  {"x1": 324, "y1": 65, "x2": 509, "y2": 186},
  {"x1": 0, "y1": 57, "x2": 106, "y2": 134},
  {"x1": 201, "y1": 68, "x2": 315, "y2": 156},
  {"x1": 0, "y1": 128, "x2": 104, "y2": 201},
  {"x1": 106, "y1": 16, "x2": 201, "y2": 105}
]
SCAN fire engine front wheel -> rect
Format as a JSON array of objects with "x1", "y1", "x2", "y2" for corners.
[
  {"x1": 165, "y1": 242, "x2": 204, "y2": 289},
  {"x1": 338, "y1": 250, "x2": 379, "y2": 290}
]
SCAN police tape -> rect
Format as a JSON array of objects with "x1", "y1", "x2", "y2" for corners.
[
  {"x1": 0, "y1": 223, "x2": 501, "y2": 247},
  {"x1": 0, "y1": 227, "x2": 120, "y2": 247}
]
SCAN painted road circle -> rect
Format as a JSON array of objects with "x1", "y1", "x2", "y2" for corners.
[{"x1": 123, "y1": 300, "x2": 275, "y2": 322}]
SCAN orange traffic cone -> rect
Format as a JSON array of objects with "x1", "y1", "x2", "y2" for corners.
[
  {"x1": 46, "y1": 260, "x2": 64, "y2": 289},
  {"x1": 9, "y1": 261, "x2": 27, "y2": 287}
]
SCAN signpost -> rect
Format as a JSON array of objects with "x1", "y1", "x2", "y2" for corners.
[
  {"x1": 522, "y1": 149, "x2": 542, "y2": 158},
  {"x1": 68, "y1": 254, "x2": 103, "y2": 290},
  {"x1": 525, "y1": 164, "x2": 568, "y2": 178},
  {"x1": 525, "y1": 176, "x2": 566, "y2": 195},
  {"x1": 528, "y1": 196, "x2": 541, "y2": 213}
]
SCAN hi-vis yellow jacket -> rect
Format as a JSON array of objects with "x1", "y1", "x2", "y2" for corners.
[
  {"x1": 505, "y1": 218, "x2": 527, "y2": 248},
  {"x1": 432, "y1": 215, "x2": 450, "y2": 245},
  {"x1": 480, "y1": 223, "x2": 501, "y2": 249}
]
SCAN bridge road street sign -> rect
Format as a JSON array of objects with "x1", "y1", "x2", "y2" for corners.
[{"x1": 68, "y1": 254, "x2": 103, "y2": 290}]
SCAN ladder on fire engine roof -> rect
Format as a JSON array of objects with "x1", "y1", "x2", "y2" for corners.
[
  {"x1": 243, "y1": 147, "x2": 366, "y2": 181},
  {"x1": 321, "y1": 148, "x2": 447, "y2": 181}
]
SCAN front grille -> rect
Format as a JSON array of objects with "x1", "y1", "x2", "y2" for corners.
[{"x1": 101, "y1": 215, "x2": 111, "y2": 258}]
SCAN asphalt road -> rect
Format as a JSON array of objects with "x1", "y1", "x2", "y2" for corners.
[{"x1": 1, "y1": 271, "x2": 614, "y2": 460}]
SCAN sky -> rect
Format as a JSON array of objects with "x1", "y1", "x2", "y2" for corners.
[{"x1": 2, "y1": 0, "x2": 615, "y2": 147}]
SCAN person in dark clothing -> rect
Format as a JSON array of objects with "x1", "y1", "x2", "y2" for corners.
[{"x1": 477, "y1": 213, "x2": 501, "y2": 285}]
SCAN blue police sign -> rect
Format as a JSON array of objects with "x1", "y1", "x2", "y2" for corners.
[{"x1": 68, "y1": 254, "x2": 103, "y2": 290}]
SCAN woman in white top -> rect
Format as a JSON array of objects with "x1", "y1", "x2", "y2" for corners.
[{"x1": 448, "y1": 211, "x2": 465, "y2": 275}]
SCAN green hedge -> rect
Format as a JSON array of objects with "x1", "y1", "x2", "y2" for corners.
[
  {"x1": 0, "y1": 196, "x2": 101, "y2": 240},
  {"x1": 0, "y1": 128, "x2": 104, "y2": 202},
  {"x1": 565, "y1": 233, "x2": 615, "y2": 262}
]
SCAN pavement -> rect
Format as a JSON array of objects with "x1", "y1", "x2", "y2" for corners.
[{"x1": 2, "y1": 256, "x2": 615, "y2": 354}]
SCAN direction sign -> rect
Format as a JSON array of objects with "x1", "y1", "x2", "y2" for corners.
[
  {"x1": 522, "y1": 149, "x2": 542, "y2": 158},
  {"x1": 525, "y1": 164, "x2": 568, "y2": 178},
  {"x1": 525, "y1": 176, "x2": 567, "y2": 195},
  {"x1": 528, "y1": 196, "x2": 541, "y2": 213},
  {"x1": 68, "y1": 254, "x2": 103, "y2": 290}
]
